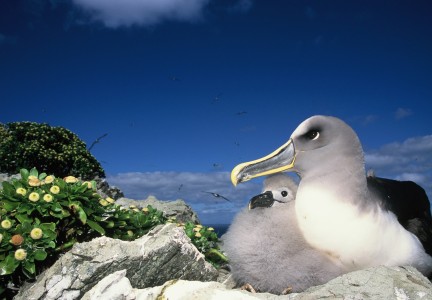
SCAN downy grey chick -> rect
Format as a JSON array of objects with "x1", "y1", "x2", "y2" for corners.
[{"x1": 221, "y1": 173, "x2": 347, "y2": 294}]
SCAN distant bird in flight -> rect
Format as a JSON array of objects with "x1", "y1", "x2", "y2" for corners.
[
  {"x1": 236, "y1": 111, "x2": 247, "y2": 116},
  {"x1": 202, "y1": 191, "x2": 231, "y2": 202},
  {"x1": 169, "y1": 75, "x2": 180, "y2": 81},
  {"x1": 178, "y1": 184, "x2": 183, "y2": 192},
  {"x1": 212, "y1": 93, "x2": 222, "y2": 103}
]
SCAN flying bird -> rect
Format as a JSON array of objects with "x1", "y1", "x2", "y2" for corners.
[
  {"x1": 231, "y1": 115, "x2": 432, "y2": 277},
  {"x1": 222, "y1": 173, "x2": 346, "y2": 294},
  {"x1": 202, "y1": 191, "x2": 231, "y2": 202},
  {"x1": 212, "y1": 93, "x2": 222, "y2": 103}
]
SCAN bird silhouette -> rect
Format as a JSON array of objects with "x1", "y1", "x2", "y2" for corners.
[{"x1": 202, "y1": 191, "x2": 231, "y2": 202}]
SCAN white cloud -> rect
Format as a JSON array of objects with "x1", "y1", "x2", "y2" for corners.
[
  {"x1": 71, "y1": 0, "x2": 211, "y2": 28},
  {"x1": 365, "y1": 135, "x2": 432, "y2": 197},
  {"x1": 228, "y1": 0, "x2": 253, "y2": 13},
  {"x1": 107, "y1": 171, "x2": 263, "y2": 224},
  {"x1": 395, "y1": 107, "x2": 413, "y2": 120}
]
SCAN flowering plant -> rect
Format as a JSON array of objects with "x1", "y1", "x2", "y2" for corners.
[
  {"x1": 180, "y1": 222, "x2": 228, "y2": 268},
  {"x1": 0, "y1": 168, "x2": 166, "y2": 296}
]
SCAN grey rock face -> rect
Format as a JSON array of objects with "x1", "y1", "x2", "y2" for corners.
[
  {"x1": 116, "y1": 195, "x2": 200, "y2": 224},
  {"x1": 93, "y1": 176, "x2": 125, "y2": 200},
  {"x1": 299, "y1": 265, "x2": 432, "y2": 300},
  {"x1": 84, "y1": 265, "x2": 432, "y2": 300},
  {"x1": 15, "y1": 223, "x2": 218, "y2": 300}
]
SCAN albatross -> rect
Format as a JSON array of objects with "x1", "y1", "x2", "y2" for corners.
[
  {"x1": 230, "y1": 115, "x2": 432, "y2": 276},
  {"x1": 222, "y1": 173, "x2": 347, "y2": 294}
]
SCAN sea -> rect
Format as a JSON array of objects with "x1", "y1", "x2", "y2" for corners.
[{"x1": 204, "y1": 224, "x2": 230, "y2": 237}]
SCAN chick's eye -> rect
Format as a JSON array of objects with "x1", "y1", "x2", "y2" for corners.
[
  {"x1": 281, "y1": 191, "x2": 288, "y2": 197},
  {"x1": 306, "y1": 130, "x2": 320, "y2": 140}
]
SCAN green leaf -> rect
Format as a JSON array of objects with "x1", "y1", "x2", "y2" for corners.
[
  {"x1": 1, "y1": 181, "x2": 16, "y2": 196},
  {"x1": 33, "y1": 249, "x2": 47, "y2": 261},
  {"x1": 87, "y1": 219, "x2": 105, "y2": 235},
  {"x1": 29, "y1": 168, "x2": 38, "y2": 178},
  {"x1": 1, "y1": 199, "x2": 20, "y2": 210},
  {"x1": 23, "y1": 260, "x2": 36, "y2": 275},
  {"x1": 20, "y1": 168, "x2": 29, "y2": 181},
  {"x1": 70, "y1": 203, "x2": 87, "y2": 224},
  {"x1": 38, "y1": 172, "x2": 47, "y2": 180},
  {"x1": 16, "y1": 214, "x2": 32, "y2": 224},
  {"x1": 0, "y1": 254, "x2": 20, "y2": 275},
  {"x1": 39, "y1": 222, "x2": 56, "y2": 232}
]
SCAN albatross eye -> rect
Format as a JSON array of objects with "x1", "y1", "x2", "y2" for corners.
[
  {"x1": 306, "y1": 130, "x2": 320, "y2": 140},
  {"x1": 281, "y1": 191, "x2": 288, "y2": 197}
]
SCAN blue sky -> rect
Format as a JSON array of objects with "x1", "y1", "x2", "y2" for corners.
[{"x1": 1, "y1": 0, "x2": 431, "y2": 224}]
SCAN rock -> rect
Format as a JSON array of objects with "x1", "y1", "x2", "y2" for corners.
[
  {"x1": 0, "y1": 173, "x2": 20, "y2": 183},
  {"x1": 81, "y1": 270, "x2": 133, "y2": 300},
  {"x1": 93, "y1": 176, "x2": 124, "y2": 200},
  {"x1": 82, "y1": 265, "x2": 432, "y2": 300},
  {"x1": 85, "y1": 274, "x2": 287, "y2": 300},
  {"x1": 15, "y1": 223, "x2": 218, "y2": 300},
  {"x1": 116, "y1": 195, "x2": 200, "y2": 224},
  {"x1": 298, "y1": 265, "x2": 432, "y2": 300}
]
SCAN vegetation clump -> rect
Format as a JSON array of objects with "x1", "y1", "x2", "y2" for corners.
[
  {"x1": 0, "y1": 168, "x2": 165, "y2": 297},
  {"x1": 0, "y1": 168, "x2": 227, "y2": 297},
  {"x1": 0, "y1": 122, "x2": 105, "y2": 179}
]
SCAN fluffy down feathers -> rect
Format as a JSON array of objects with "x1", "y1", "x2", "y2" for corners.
[{"x1": 221, "y1": 173, "x2": 346, "y2": 294}]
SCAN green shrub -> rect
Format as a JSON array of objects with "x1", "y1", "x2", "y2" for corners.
[
  {"x1": 180, "y1": 222, "x2": 228, "y2": 268},
  {"x1": 0, "y1": 168, "x2": 166, "y2": 297},
  {"x1": 0, "y1": 122, "x2": 105, "y2": 179}
]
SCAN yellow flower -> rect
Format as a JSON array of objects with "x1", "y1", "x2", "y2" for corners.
[
  {"x1": 0, "y1": 233, "x2": 3, "y2": 243},
  {"x1": 64, "y1": 176, "x2": 78, "y2": 183},
  {"x1": 82, "y1": 181, "x2": 92, "y2": 189},
  {"x1": 142, "y1": 207, "x2": 149, "y2": 213},
  {"x1": 193, "y1": 227, "x2": 201, "y2": 232},
  {"x1": 28, "y1": 192, "x2": 40, "y2": 202},
  {"x1": 99, "y1": 199, "x2": 109, "y2": 206},
  {"x1": 16, "y1": 188, "x2": 27, "y2": 196},
  {"x1": 10, "y1": 234, "x2": 24, "y2": 246},
  {"x1": 195, "y1": 224, "x2": 203, "y2": 229},
  {"x1": 127, "y1": 230, "x2": 134, "y2": 236},
  {"x1": 195, "y1": 232, "x2": 202, "y2": 238},
  {"x1": 1, "y1": 220, "x2": 12, "y2": 229},
  {"x1": 207, "y1": 227, "x2": 214, "y2": 231},
  {"x1": 28, "y1": 177, "x2": 41, "y2": 187},
  {"x1": 50, "y1": 185, "x2": 60, "y2": 194},
  {"x1": 30, "y1": 228, "x2": 43, "y2": 240},
  {"x1": 132, "y1": 208, "x2": 139, "y2": 212},
  {"x1": 43, "y1": 175, "x2": 55, "y2": 184},
  {"x1": 43, "y1": 194, "x2": 53, "y2": 202},
  {"x1": 14, "y1": 249, "x2": 27, "y2": 261},
  {"x1": 129, "y1": 205, "x2": 137, "y2": 209},
  {"x1": 106, "y1": 197, "x2": 115, "y2": 204}
]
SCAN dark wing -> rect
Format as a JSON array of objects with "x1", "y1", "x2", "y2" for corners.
[{"x1": 367, "y1": 176, "x2": 432, "y2": 255}]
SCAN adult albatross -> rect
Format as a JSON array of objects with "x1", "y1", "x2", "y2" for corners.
[{"x1": 230, "y1": 115, "x2": 432, "y2": 276}]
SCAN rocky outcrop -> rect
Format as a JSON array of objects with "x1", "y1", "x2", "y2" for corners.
[
  {"x1": 116, "y1": 196, "x2": 200, "y2": 224},
  {"x1": 82, "y1": 265, "x2": 432, "y2": 300},
  {"x1": 15, "y1": 223, "x2": 218, "y2": 300},
  {"x1": 93, "y1": 176, "x2": 124, "y2": 200}
]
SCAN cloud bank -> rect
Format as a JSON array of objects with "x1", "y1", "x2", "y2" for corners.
[
  {"x1": 365, "y1": 135, "x2": 432, "y2": 194},
  {"x1": 71, "y1": 0, "x2": 211, "y2": 28},
  {"x1": 107, "y1": 171, "x2": 264, "y2": 224},
  {"x1": 108, "y1": 135, "x2": 432, "y2": 224}
]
